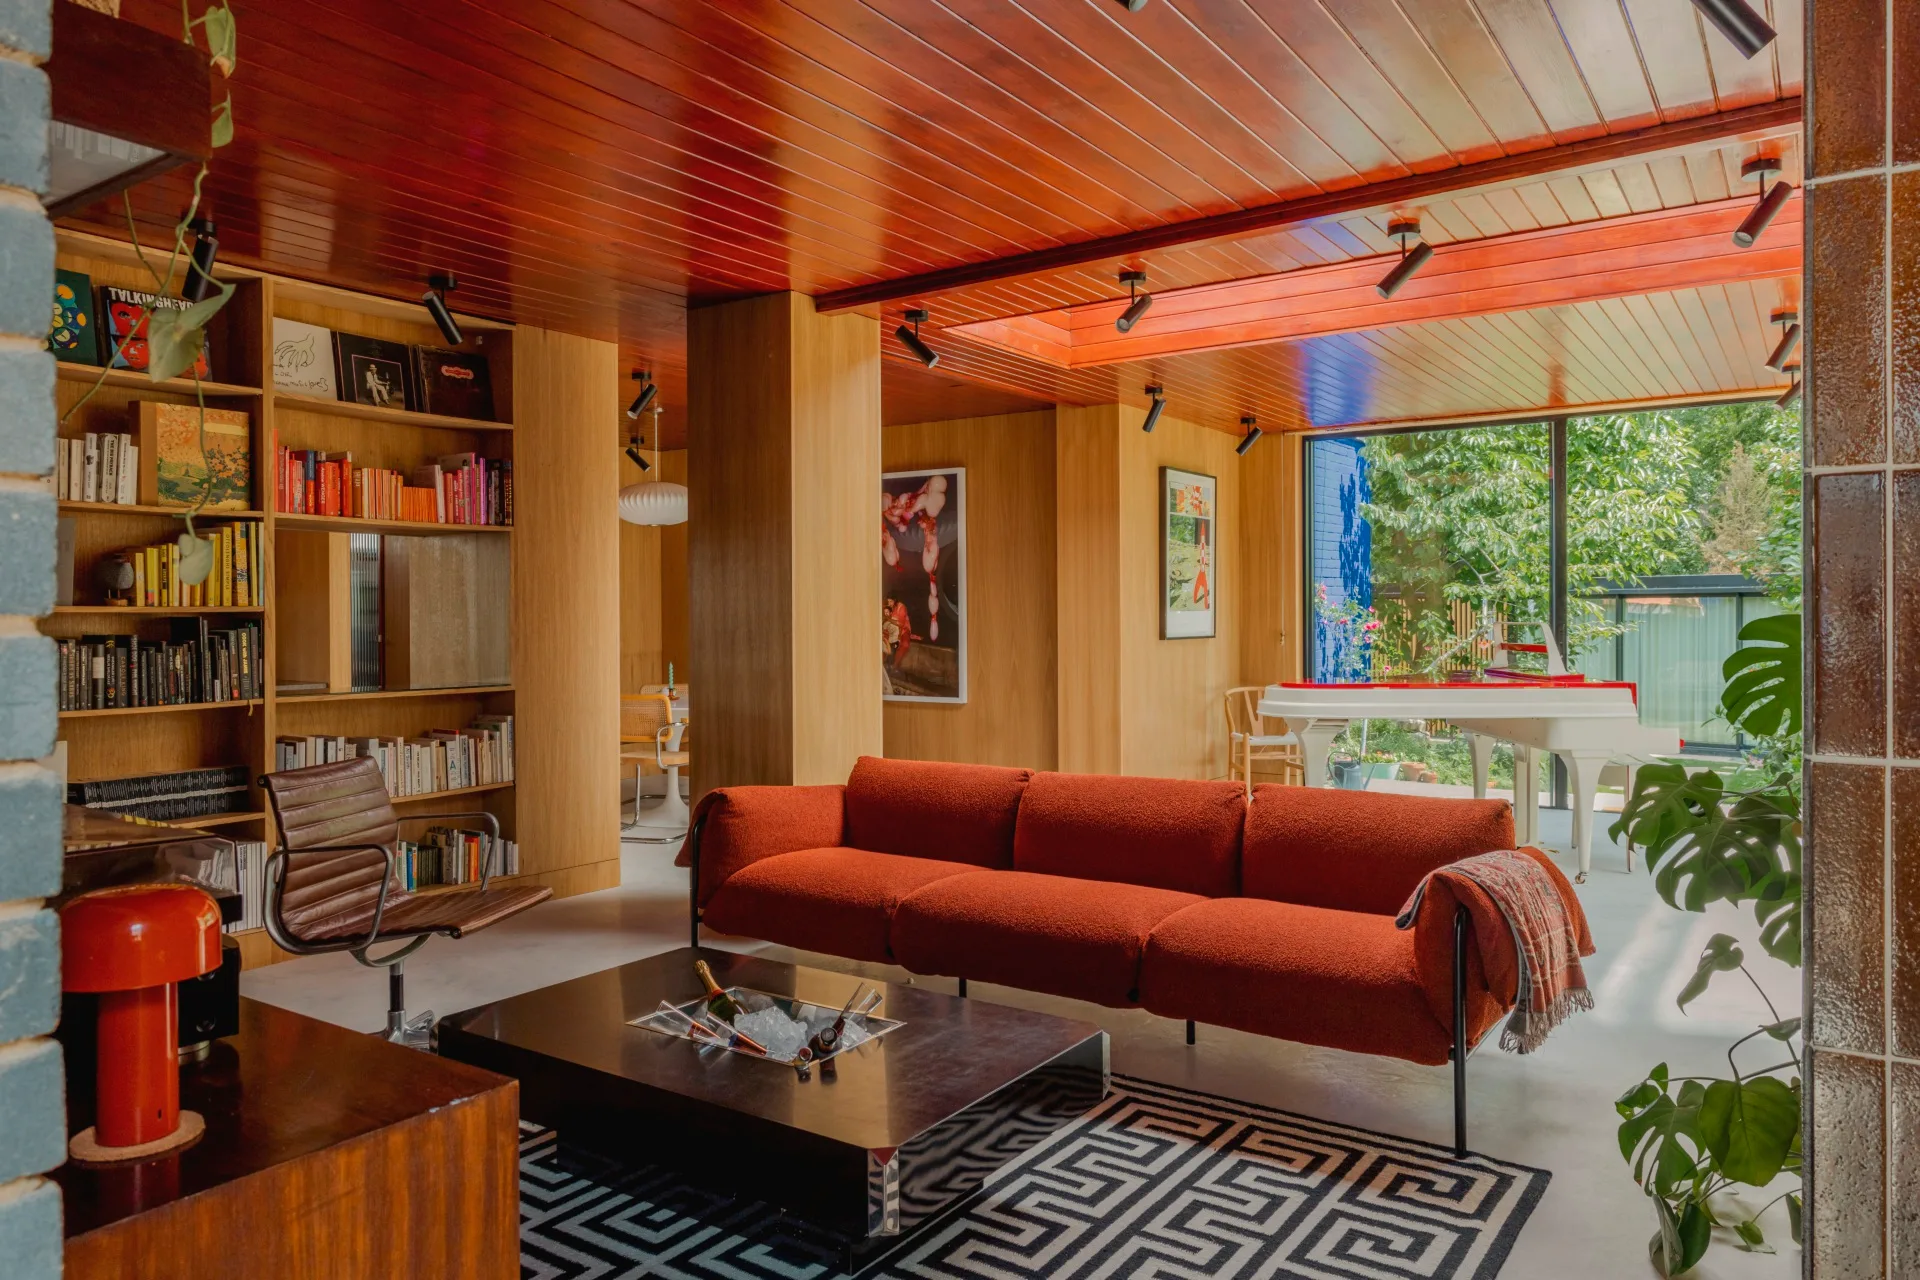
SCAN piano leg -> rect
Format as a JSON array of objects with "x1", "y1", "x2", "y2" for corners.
[
  {"x1": 1511, "y1": 746, "x2": 1539, "y2": 847},
  {"x1": 1467, "y1": 732, "x2": 1492, "y2": 800},
  {"x1": 1297, "y1": 719, "x2": 1348, "y2": 787},
  {"x1": 1563, "y1": 751, "x2": 1611, "y2": 883}
]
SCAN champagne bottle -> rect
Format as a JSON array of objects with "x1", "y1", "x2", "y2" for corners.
[
  {"x1": 693, "y1": 959, "x2": 744, "y2": 1022},
  {"x1": 808, "y1": 986, "x2": 866, "y2": 1059}
]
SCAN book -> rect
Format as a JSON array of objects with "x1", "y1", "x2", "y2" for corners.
[
  {"x1": 50, "y1": 268, "x2": 99, "y2": 364},
  {"x1": 100, "y1": 285, "x2": 209, "y2": 377},
  {"x1": 409, "y1": 345, "x2": 495, "y2": 420},
  {"x1": 132, "y1": 401, "x2": 253, "y2": 510},
  {"x1": 59, "y1": 432, "x2": 137, "y2": 502},
  {"x1": 271, "y1": 317, "x2": 338, "y2": 398},
  {"x1": 331, "y1": 332, "x2": 413, "y2": 411},
  {"x1": 69, "y1": 764, "x2": 251, "y2": 821}
]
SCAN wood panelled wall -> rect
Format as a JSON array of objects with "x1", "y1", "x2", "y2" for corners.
[
  {"x1": 882, "y1": 411, "x2": 1057, "y2": 770},
  {"x1": 512, "y1": 328, "x2": 622, "y2": 897},
  {"x1": 619, "y1": 448, "x2": 689, "y2": 693}
]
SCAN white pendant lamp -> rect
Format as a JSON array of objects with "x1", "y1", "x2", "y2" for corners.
[{"x1": 620, "y1": 399, "x2": 687, "y2": 526}]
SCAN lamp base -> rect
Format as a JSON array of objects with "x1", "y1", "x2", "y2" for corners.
[{"x1": 69, "y1": 1109, "x2": 205, "y2": 1164}]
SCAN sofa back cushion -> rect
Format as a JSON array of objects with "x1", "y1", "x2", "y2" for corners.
[
  {"x1": 1242, "y1": 784, "x2": 1515, "y2": 915},
  {"x1": 843, "y1": 756, "x2": 1031, "y2": 869},
  {"x1": 1012, "y1": 772, "x2": 1246, "y2": 897}
]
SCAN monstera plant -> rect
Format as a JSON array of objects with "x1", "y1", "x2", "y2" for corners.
[
  {"x1": 1609, "y1": 612, "x2": 1803, "y2": 1276},
  {"x1": 60, "y1": 3, "x2": 238, "y2": 584}
]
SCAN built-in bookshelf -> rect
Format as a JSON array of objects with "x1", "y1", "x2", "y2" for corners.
[{"x1": 49, "y1": 228, "x2": 522, "y2": 971}]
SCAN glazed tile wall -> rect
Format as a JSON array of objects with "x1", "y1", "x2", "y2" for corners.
[{"x1": 1806, "y1": 2, "x2": 1920, "y2": 1275}]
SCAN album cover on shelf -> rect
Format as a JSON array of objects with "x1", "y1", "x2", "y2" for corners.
[
  {"x1": 331, "y1": 332, "x2": 415, "y2": 411},
  {"x1": 272, "y1": 317, "x2": 338, "y2": 399},
  {"x1": 50, "y1": 269, "x2": 98, "y2": 364},
  {"x1": 100, "y1": 286, "x2": 209, "y2": 377},
  {"x1": 409, "y1": 345, "x2": 495, "y2": 421},
  {"x1": 132, "y1": 401, "x2": 253, "y2": 510}
]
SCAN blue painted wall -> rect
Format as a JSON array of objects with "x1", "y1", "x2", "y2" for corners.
[{"x1": 1308, "y1": 437, "x2": 1372, "y2": 682}]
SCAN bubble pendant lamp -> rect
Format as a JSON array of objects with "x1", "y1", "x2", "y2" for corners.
[{"x1": 619, "y1": 404, "x2": 687, "y2": 526}]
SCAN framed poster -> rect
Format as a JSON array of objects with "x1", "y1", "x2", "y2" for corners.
[
  {"x1": 1161, "y1": 466, "x2": 1217, "y2": 639},
  {"x1": 882, "y1": 468, "x2": 966, "y2": 703}
]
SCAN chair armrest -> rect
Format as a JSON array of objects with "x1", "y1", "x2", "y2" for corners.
[
  {"x1": 394, "y1": 810, "x2": 503, "y2": 889},
  {"x1": 674, "y1": 783, "x2": 846, "y2": 908},
  {"x1": 263, "y1": 841, "x2": 396, "y2": 957}
]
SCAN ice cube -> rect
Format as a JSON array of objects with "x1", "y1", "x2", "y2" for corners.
[{"x1": 732, "y1": 1006, "x2": 810, "y2": 1061}]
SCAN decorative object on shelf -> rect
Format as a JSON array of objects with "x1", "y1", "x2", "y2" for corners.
[
  {"x1": 409, "y1": 344, "x2": 495, "y2": 420},
  {"x1": 60, "y1": 882, "x2": 222, "y2": 1162},
  {"x1": 1160, "y1": 465, "x2": 1216, "y2": 639},
  {"x1": 92, "y1": 552, "x2": 135, "y2": 606},
  {"x1": 271, "y1": 317, "x2": 338, "y2": 398},
  {"x1": 51, "y1": 268, "x2": 99, "y2": 364},
  {"x1": 101, "y1": 286, "x2": 209, "y2": 377},
  {"x1": 882, "y1": 467, "x2": 966, "y2": 703},
  {"x1": 619, "y1": 400, "x2": 687, "y2": 526},
  {"x1": 331, "y1": 332, "x2": 415, "y2": 410},
  {"x1": 132, "y1": 401, "x2": 251, "y2": 510}
]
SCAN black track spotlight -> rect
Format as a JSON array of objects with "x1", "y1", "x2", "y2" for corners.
[
  {"x1": 1776, "y1": 379, "x2": 1801, "y2": 409},
  {"x1": 1142, "y1": 384, "x2": 1166, "y2": 433},
  {"x1": 1689, "y1": 0, "x2": 1776, "y2": 59},
  {"x1": 1376, "y1": 218, "x2": 1434, "y2": 299},
  {"x1": 183, "y1": 217, "x2": 219, "y2": 303},
  {"x1": 1116, "y1": 270, "x2": 1153, "y2": 333},
  {"x1": 895, "y1": 308, "x2": 939, "y2": 368},
  {"x1": 423, "y1": 273, "x2": 463, "y2": 345},
  {"x1": 1235, "y1": 416, "x2": 1262, "y2": 456},
  {"x1": 1733, "y1": 157, "x2": 1792, "y2": 248},
  {"x1": 1765, "y1": 310, "x2": 1801, "y2": 372},
  {"x1": 625, "y1": 443, "x2": 651, "y2": 473},
  {"x1": 626, "y1": 369, "x2": 659, "y2": 420}
]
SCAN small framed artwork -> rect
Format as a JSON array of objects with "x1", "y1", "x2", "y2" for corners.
[
  {"x1": 882, "y1": 468, "x2": 966, "y2": 703},
  {"x1": 1161, "y1": 466, "x2": 1217, "y2": 639}
]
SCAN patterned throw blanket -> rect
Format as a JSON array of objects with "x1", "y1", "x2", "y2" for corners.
[{"x1": 1395, "y1": 849, "x2": 1595, "y2": 1054}]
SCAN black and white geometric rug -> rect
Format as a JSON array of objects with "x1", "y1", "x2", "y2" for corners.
[{"x1": 520, "y1": 1075, "x2": 1549, "y2": 1279}]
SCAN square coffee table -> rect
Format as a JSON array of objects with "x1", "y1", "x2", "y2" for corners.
[{"x1": 436, "y1": 946, "x2": 1108, "y2": 1254}]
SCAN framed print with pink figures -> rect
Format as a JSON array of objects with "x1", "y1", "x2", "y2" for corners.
[
  {"x1": 881, "y1": 468, "x2": 967, "y2": 703},
  {"x1": 1162, "y1": 466, "x2": 1217, "y2": 639}
]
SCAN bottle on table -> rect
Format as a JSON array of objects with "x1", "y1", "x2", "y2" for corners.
[{"x1": 693, "y1": 958, "x2": 745, "y2": 1022}]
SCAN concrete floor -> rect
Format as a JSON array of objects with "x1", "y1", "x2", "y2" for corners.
[{"x1": 243, "y1": 803, "x2": 1802, "y2": 1279}]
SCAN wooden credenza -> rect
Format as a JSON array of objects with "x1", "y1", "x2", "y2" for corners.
[{"x1": 54, "y1": 999, "x2": 519, "y2": 1279}]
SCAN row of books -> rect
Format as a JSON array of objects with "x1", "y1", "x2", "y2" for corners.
[
  {"x1": 119, "y1": 521, "x2": 264, "y2": 608},
  {"x1": 57, "y1": 620, "x2": 264, "y2": 710},
  {"x1": 68, "y1": 764, "x2": 250, "y2": 822},
  {"x1": 224, "y1": 841, "x2": 271, "y2": 934},
  {"x1": 397, "y1": 827, "x2": 520, "y2": 890},
  {"x1": 56, "y1": 432, "x2": 138, "y2": 505},
  {"x1": 273, "y1": 714, "x2": 514, "y2": 798},
  {"x1": 274, "y1": 444, "x2": 513, "y2": 526}
]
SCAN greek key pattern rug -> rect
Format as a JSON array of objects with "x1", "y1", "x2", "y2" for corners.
[{"x1": 520, "y1": 1075, "x2": 1549, "y2": 1280}]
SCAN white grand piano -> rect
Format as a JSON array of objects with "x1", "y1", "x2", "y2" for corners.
[{"x1": 1259, "y1": 641, "x2": 1678, "y2": 880}]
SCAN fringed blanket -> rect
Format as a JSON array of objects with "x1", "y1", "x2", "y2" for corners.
[{"x1": 1396, "y1": 850, "x2": 1594, "y2": 1054}]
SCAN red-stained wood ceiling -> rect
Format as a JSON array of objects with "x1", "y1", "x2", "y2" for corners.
[{"x1": 71, "y1": 0, "x2": 1805, "y2": 442}]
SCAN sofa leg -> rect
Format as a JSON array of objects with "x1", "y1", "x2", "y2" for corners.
[
  {"x1": 957, "y1": 977, "x2": 967, "y2": 999},
  {"x1": 1185, "y1": 1019, "x2": 1195, "y2": 1046},
  {"x1": 1453, "y1": 904, "x2": 1468, "y2": 1159}
]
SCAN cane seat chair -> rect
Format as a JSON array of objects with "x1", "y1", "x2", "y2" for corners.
[{"x1": 1225, "y1": 685, "x2": 1304, "y2": 794}]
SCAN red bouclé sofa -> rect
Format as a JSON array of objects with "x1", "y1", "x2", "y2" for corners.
[{"x1": 677, "y1": 756, "x2": 1590, "y2": 1151}]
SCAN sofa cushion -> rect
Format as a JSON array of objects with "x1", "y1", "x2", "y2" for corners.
[
  {"x1": 1011, "y1": 772, "x2": 1246, "y2": 897},
  {"x1": 1242, "y1": 785, "x2": 1514, "y2": 915},
  {"x1": 891, "y1": 870, "x2": 1204, "y2": 1007},
  {"x1": 844, "y1": 756, "x2": 1031, "y2": 869},
  {"x1": 678, "y1": 784, "x2": 847, "y2": 908},
  {"x1": 1139, "y1": 897, "x2": 1497, "y2": 1065},
  {"x1": 702, "y1": 847, "x2": 981, "y2": 964}
]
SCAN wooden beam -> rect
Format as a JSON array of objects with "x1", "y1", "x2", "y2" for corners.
[
  {"x1": 949, "y1": 195, "x2": 1802, "y2": 368},
  {"x1": 814, "y1": 100, "x2": 1802, "y2": 314}
]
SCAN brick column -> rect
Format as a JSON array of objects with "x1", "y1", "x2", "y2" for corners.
[
  {"x1": 1804, "y1": 0, "x2": 1920, "y2": 1274},
  {"x1": 0, "y1": 0, "x2": 64, "y2": 1273}
]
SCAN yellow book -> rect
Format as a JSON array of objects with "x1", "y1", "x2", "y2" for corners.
[
  {"x1": 220, "y1": 527, "x2": 233, "y2": 607},
  {"x1": 132, "y1": 550, "x2": 146, "y2": 606}
]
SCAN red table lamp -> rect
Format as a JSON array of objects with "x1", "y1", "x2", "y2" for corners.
[{"x1": 61, "y1": 883, "x2": 221, "y2": 1162}]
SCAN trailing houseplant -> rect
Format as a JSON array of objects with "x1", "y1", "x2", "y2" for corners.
[
  {"x1": 1609, "y1": 611, "x2": 1803, "y2": 1276},
  {"x1": 58, "y1": 2, "x2": 237, "y2": 584}
]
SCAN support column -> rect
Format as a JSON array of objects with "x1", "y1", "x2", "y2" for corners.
[
  {"x1": 1054, "y1": 405, "x2": 1124, "y2": 775},
  {"x1": 689, "y1": 294, "x2": 882, "y2": 793}
]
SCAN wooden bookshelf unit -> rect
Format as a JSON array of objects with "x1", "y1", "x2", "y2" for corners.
[{"x1": 45, "y1": 229, "x2": 626, "y2": 973}]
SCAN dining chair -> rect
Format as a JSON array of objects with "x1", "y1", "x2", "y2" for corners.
[
  {"x1": 622, "y1": 692, "x2": 690, "y2": 838},
  {"x1": 1224, "y1": 685, "x2": 1303, "y2": 794}
]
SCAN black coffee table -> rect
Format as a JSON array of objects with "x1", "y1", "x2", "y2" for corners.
[{"x1": 436, "y1": 947, "x2": 1108, "y2": 1257}]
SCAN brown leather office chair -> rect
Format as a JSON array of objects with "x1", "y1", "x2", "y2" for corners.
[{"x1": 261, "y1": 758, "x2": 551, "y2": 1046}]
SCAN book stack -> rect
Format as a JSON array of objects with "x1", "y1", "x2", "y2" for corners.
[
  {"x1": 223, "y1": 840, "x2": 271, "y2": 934},
  {"x1": 56, "y1": 619, "x2": 264, "y2": 710},
  {"x1": 274, "y1": 713, "x2": 513, "y2": 799},
  {"x1": 119, "y1": 521, "x2": 264, "y2": 607},
  {"x1": 274, "y1": 440, "x2": 512, "y2": 526},
  {"x1": 68, "y1": 764, "x2": 251, "y2": 822},
  {"x1": 55, "y1": 432, "x2": 138, "y2": 504},
  {"x1": 395, "y1": 826, "x2": 520, "y2": 890}
]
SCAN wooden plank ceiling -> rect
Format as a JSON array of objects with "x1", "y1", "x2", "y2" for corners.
[{"x1": 80, "y1": 0, "x2": 1805, "y2": 442}]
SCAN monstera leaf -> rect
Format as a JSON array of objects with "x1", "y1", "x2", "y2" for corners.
[
  {"x1": 1615, "y1": 765, "x2": 1798, "y2": 919},
  {"x1": 1698, "y1": 1075, "x2": 1800, "y2": 1187},
  {"x1": 1721, "y1": 613, "x2": 1801, "y2": 739},
  {"x1": 1617, "y1": 1065, "x2": 1709, "y2": 1198},
  {"x1": 1676, "y1": 934, "x2": 1744, "y2": 1012},
  {"x1": 1650, "y1": 1196, "x2": 1712, "y2": 1278}
]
